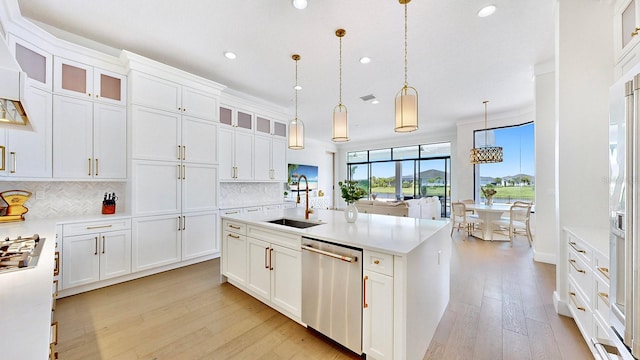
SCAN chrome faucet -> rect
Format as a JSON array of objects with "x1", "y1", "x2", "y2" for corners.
[{"x1": 296, "y1": 174, "x2": 313, "y2": 220}]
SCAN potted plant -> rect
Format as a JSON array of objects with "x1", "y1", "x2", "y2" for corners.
[{"x1": 338, "y1": 180, "x2": 367, "y2": 222}]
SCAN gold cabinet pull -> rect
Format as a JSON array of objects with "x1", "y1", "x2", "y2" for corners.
[
  {"x1": 229, "y1": 224, "x2": 241, "y2": 229},
  {"x1": 10, "y1": 151, "x2": 16, "y2": 173},
  {"x1": 182, "y1": 145, "x2": 186, "y2": 160},
  {"x1": 228, "y1": 233, "x2": 240, "y2": 239},
  {"x1": 363, "y1": 275, "x2": 369, "y2": 308},
  {"x1": 0, "y1": 145, "x2": 5, "y2": 171},
  {"x1": 177, "y1": 216, "x2": 182, "y2": 231},
  {"x1": 53, "y1": 251, "x2": 60, "y2": 276},
  {"x1": 94, "y1": 236, "x2": 98, "y2": 255},
  {"x1": 373, "y1": 259, "x2": 380, "y2": 265},
  {"x1": 86, "y1": 224, "x2": 113, "y2": 230},
  {"x1": 177, "y1": 165, "x2": 181, "y2": 179},
  {"x1": 182, "y1": 215, "x2": 186, "y2": 231},
  {"x1": 597, "y1": 266, "x2": 609, "y2": 279},
  {"x1": 182, "y1": 165, "x2": 186, "y2": 179},
  {"x1": 633, "y1": 27, "x2": 640, "y2": 36},
  {"x1": 102, "y1": 235, "x2": 106, "y2": 254},
  {"x1": 265, "y1": 247, "x2": 269, "y2": 269},
  {"x1": 598, "y1": 292, "x2": 609, "y2": 306},
  {"x1": 568, "y1": 291, "x2": 586, "y2": 311},
  {"x1": 88, "y1": 158, "x2": 92, "y2": 176},
  {"x1": 177, "y1": 145, "x2": 181, "y2": 160},
  {"x1": 568, "y1": 241, "x2": 586, "y2": 254},
  {"x1": 568, "y1": 258, "x2": 586, "y2": 273},
  {"x1": 51, "y1": 321, "x2": 58, "y2": 345},
  {"x1": 269, "y1": 248, "x2": 274, "y2": 270},
  {"x1": 95, "y1": 158, "x2": 99, "y2": 176}
]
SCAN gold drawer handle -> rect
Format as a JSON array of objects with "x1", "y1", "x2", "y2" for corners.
[
  {"x1": 53, "y1": 251, "x2": 60, "y2": 276},
  {"x1": 568, "y1": 258, "x2": 586, "y2": 274},
  {"x1": 597, "y1": 266, "x2": 609, "y2": 279},
  {"x1": 86, "y1": 224, "x2": 113, "y2": 230},
  {"x1": 228, "y1": 224, "x2": 241, "y2": 229},
  {"x1": 598, "y1": 292, "x2": 610, "y2": 306},
  {"x1": 568, "y1": 241, "x2": 586, "y2": 254},
  {"x1": 373, "y1": 259, "x2": 380, "y2": 265},
  {"x1": 228, "y1": 233, "x2": 240, "y2": 239},
  {"x1": 568, "y1": 291, "x2": 586, "y2": 311},
  {"x1": 633, "y1": 27, "x2": 640, "y2": 37},
  {"x1": 51, "y1": 321, "x2": 58, "y2": 345}
]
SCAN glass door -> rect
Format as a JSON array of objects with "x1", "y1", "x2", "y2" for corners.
[{"x1": 418, "y1": 158, "x2": 450, "y2": 217}]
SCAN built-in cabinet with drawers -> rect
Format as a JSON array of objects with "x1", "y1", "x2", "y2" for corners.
[
  {"x1": 61, "y1": 218, "x2": 132, "y2": 289},
  {"x1": 363, "y1": 250, "x2": 395, "y2": 360},
  {"x1": 222, "y1": 219, "x2": 302, "y2": 320},
  {"x1": 564, "y1": 227, "x2": 612, "y2": 358}
]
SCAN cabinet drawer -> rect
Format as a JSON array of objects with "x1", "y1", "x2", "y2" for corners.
[
  {"x1": 63, "y1": 218, "x2": 131, "y2": 236},
  {"x1": 363, "y1": 250, "x2": 394, "y2": 277},
  {"x1": 247, "y1": 225, "x2": 301, "y2": 251},
  {"x1": 594, "y1": 274, "x2": 610, "y2": 322},
  {"x1": 568, "y1": 280, "x2": 593, "y2": 340},
  {"x1": 567, "y1": 233, "x2": 592, "y2": 266},
  {"x1": 221, "y1": 208, "x2": 243, "y2": 216},
  {"x1": 223, "y1": 220, "x2": 246, "y2": 235},
  {"x1": 568, "y1": 250, "x2": 593, "y2": 304},
  {"x1": 593, "y1": 250, "x2": 610, "y2": 282}
]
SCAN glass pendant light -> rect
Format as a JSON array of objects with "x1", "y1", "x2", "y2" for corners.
[
  {"x1": 470, "y1": 100, "x2": 503, "y2": 164},
  {"x1": 395, "y1": 0, "x2": 418, "y2": 132},
  {"x1": 289, "y1": 54, "x2": 305, "y2": 150},
  {"x1": 332, "y1": 28, "x2": 349, "y2": 142}
]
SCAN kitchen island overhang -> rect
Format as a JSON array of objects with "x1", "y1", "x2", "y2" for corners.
[{"x1": 220, "y1": 207, "x2": 451, "y2": 360}]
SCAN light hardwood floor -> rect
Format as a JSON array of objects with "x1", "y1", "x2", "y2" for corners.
[{"x1": 55, "y1": 232, "x2": 592, "y2": 359}]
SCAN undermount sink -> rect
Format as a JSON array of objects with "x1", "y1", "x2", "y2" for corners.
[{"x1": 267, "y1": 218, "x2": 323, "y2": 229}]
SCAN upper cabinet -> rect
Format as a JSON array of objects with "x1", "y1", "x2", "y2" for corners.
[
  {"x1": 256, "y1": 115, "x2": 287, "y2": 139},
  {"x1": 219, "y1": 105, "x2": 253, "y2": 131},
  {"x1": 54, "y1": 57, "x2": 127, "y2": 106},
  {"x1": 129, "y1": 72, "x2": 217, "y2": 121},
  {"x1": 8, "y1": 34, "x2": 53, "y2": 90}
]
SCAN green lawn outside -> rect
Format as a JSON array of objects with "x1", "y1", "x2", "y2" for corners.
[{"x1": 369, "y1": 185, "x2": 535, "y2": 201}]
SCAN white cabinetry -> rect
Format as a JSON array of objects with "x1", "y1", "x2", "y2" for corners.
[
  {"x1": 245, "y1": 225, "x2": 302, "y2": 319},
  {"x1": 222, "y1": 220, "x2": 247, "y2": 284},
  {"x1": 564, "y1": 228, "x2": 612, "y2": 358},
  {"x1": 255, "y1": 115, "x2": 287, "y2": 181},
  {"x1": 129, "y1": 71, "x2": 217, "y2": 120},
  {"x1": 53, "y1": 95, "x2": 126, "y2": 179},
  {"x1": 54, "y1": 57, "x2": 126, "y2": 106},
  {"x1": 615, "y1": 0, "x2": 640, "y2": 74},
  {"x1": 61, "y1": 219, "x2": 132, "y2": 289},
  {"x1": 0, "y1": 86, "x2": 52, "y2": 177},
  {"x1": 219, "y1": 124, "x2": 254, "y2": 181},
  {"x1": 182, "y1": 211, "x2": 219, "y2": 260},
  {"x1": 132, "y1": 215, "x2": 182, "y2": 271},
  {"x1": 363, "y1": 250, "x2": 394, "y2": 360},
  {"x1": 8, "y1": 34, "x2": 53, "y2": 90}
]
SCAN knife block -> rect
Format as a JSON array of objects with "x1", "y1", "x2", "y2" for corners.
[{"x1": 101, "y1": 202, "x2": 116, "y2": 214}]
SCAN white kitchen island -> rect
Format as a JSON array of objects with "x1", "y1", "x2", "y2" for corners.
[{"x1": 220, "y1": 207, "x2": 451, "y2": 360}]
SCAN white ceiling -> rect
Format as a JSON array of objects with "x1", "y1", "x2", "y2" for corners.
[{"x1": 16, "y1": 0, "x2": 555, "y2": 145}]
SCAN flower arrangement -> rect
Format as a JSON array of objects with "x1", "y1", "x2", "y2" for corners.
[
  {"x1": 481, "y1": 185, "x2": 497, "y2": 205},
  {"x1": 338, "y1": 180, "x2": 367, "y2": 204}
]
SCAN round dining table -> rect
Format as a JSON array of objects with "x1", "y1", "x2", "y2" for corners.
[{"x1": 465, "y1": 203, "x2": 512, "y2": 240}]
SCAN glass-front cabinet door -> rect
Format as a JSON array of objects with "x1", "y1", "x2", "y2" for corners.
[
  {"x1": 54, "y1": 57, "x2": 126, "y2": 106},
  {"x1": 8, "y1": 34, "x2": 52, "y2": 90}
]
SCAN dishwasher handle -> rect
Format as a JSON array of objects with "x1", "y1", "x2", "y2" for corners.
[{"x1": 301, "y1": 244, "x2": 357, "y2": 263}]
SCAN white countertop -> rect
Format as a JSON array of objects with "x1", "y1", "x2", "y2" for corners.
[{"x1": 222, "y1": 208, "x2": 450, "y2": 256}]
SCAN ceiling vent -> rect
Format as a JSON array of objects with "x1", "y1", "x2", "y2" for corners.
[{"x1": 360, "y1": 94, "x2": 376, "y2": 102}]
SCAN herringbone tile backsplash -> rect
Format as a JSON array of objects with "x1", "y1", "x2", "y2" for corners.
[{"x1": 0, "y1": 182, "x2": 126, "y2": 219}]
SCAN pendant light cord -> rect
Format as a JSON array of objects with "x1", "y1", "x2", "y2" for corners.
[
  {"x1": 339, "y1": 35, "x2": 343, "y2": 105},
  {"x1": 404, "y1": 1, "x2": 408, "y2": 87},
  {"x1": 295, "y1": 59, "x2": 299, "y2": 119},
  {"x1": 484, "y1": 100, "x2": 489, "y2": 147}
]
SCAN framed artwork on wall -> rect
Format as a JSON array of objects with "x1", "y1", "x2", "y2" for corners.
[{"x1": 288, "y1": 163, "x2": 318, "y2": 190}]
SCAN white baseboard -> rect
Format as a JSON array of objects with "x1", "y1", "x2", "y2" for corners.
[{"x1": 553, "y1": 290, "x2": 572, "y2": 317}]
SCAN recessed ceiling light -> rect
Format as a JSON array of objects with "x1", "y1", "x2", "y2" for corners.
[
  {"x1": 477, "y1": 5, "x2": 496, "y2": 18},
  {"x1": 224, "y1": 51, "x2": 237, "y2": 59},
  {"x1": 359, "y1": 57, "x2": 371, "y2": 64},
  {"x1": 294, "y1": 85, "x2": 302, "y2": 91},
  {"x1": 371, "y1": 100, "x2": 380, "y2": 104},
  {"x1": 292, "y1": 0, "x2": 307, "y2": 10}
]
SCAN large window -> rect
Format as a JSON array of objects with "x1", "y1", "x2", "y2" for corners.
[
  {"x1": 347, "y1": 143, "x2": 451, "y2": 217},
  {"x1": 474, "y1": 122, "x2": 534, "y2": 203}
]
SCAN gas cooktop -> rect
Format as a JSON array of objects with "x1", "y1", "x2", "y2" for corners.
[{"x1": 0, "y1": 234, "x2": 45, "y2": 274}]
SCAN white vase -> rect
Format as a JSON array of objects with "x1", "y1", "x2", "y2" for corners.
[{"x1": 344, "y1": 203, "x2": 358, "y2": 223}]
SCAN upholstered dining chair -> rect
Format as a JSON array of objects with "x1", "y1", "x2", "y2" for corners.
[
  {"x1": 450, "y1": 202, "x2": 483, "y2": 238},
  {"x1": 490, "y1": 201, "x2": 533, "y2": 246}
]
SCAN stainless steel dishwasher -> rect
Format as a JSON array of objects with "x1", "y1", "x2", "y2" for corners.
[{"x1": 301, "y1": 237, "x2": 363, "y2": 355}]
